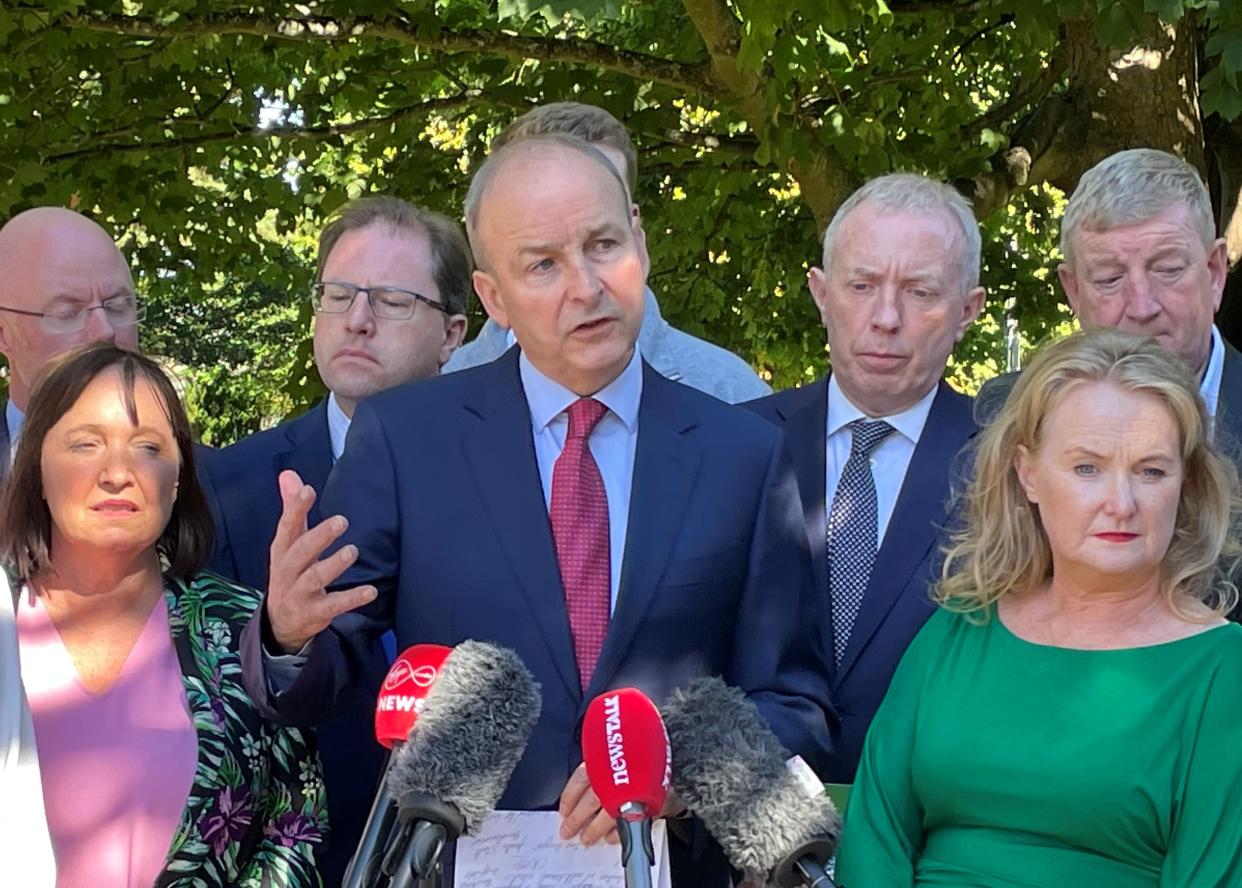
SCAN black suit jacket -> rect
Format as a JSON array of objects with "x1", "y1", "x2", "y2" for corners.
[
  {"x1": 198, "y1": 403, "x2": 387, "y2": 887},
  {"x1": 746, "y1": 377, "x2": 978, "y2": 783}
]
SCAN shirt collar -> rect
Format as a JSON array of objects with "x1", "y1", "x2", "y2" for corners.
[
  {"x1": 1200, "y1": 324, "x2": 1224, "y2": 419},
  {"x1": 520, "y1": 346, "x2": 643, "y2": 434},
  {"x1": 326, "y1": 392, "x2": 352, "y2": 462},
  {"x1": 6, "y1": 399, "x2": 23, "y2": 447},
  {"x1": 825, "y1": 373, "x2": 938, "y2": 445}
]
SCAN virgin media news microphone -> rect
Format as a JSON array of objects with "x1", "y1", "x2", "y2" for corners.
[
  {"x1": 382, "y1": 639, "x2": 541, "y2": 888},
  {"x1": 343, "y1": 643, "x2": 452, "y2": 888},
  {"x1": 581, "y1": 688, "x2": 671, "y2": 888},
  {"x1": 662, "y1": 677, "x2": 842, "y2": 888}
]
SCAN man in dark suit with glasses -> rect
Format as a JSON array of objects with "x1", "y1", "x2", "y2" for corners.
[{"x1": 198, "y1": 195, "x2": 470, "y2": 884}]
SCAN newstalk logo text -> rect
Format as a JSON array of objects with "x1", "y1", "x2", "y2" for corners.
[{"x1": 604, "y1": 694, "x2": 630, "y2": 786}]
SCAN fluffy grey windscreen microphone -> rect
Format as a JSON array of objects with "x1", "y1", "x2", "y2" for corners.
[
  {"x1": 661, "y1": 677, "x2": 842, "y2": 879},
  {"x1": 386, "y1": 640, "x2": 542, "y2": 834}
]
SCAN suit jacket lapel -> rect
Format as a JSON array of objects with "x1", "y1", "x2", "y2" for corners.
[
  {"x1": 835, "y1": 383, "x2": 976, "y2": 682},
  {"x1": 276, "y1": 402, "x2": 335, "y2": 527},
  {"x1": 587, "y1": 366, "x2": 700, "y2": 698},
  {"x1": 1215, "y1": 341, "x2": 1242, "y2": 459},
  {"x1": 774, "y1": 379, "x2": 831, "y2": 623},
  {"x1": 460, "y1": 351, "x2": 581, "y2": 701}
]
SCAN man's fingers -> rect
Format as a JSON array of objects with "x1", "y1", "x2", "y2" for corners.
[
  {"x1": 296, "y1": 540, "x2": 363, "y2": 593},
  {"x1": 558, "y1": 765, "x2": 597, "y2": 840},
  {"x1": 310, "y1": 585, "x2": 378, "y2": 626},
  {"x1": 558, "y1": 765, "x2": 591, "y2": 819},
  {"x1": 581, "y1": 808, "x2": 618, "y2": 847},
  {"x1": 271, "y1": 471, "x2": 314, "y2": 554},
  {"x1": 275, "y1": 515, "x2": 351, "y2": 589}
]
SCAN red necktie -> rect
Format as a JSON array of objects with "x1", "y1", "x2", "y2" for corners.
[{"x1": 550, "y1": 398, "x2": 611, "y2": 692}]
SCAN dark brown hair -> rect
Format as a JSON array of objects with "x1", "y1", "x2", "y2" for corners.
[
  {"x1": 0, "y1": 343, "x2": 213, "y2": 580},
  {"x1": 315, "y1": 196, "x2": 473, "y2": 316}
]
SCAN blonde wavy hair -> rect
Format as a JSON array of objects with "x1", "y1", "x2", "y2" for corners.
[{"x1": 938, "y1": 328, "x2": 1241, "y2": 618}]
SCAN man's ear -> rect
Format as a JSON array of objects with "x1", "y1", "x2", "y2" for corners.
[
  {"x1": 1058, "y1": 263, "x2": 1083, "y2": 316},
  {"x1": 955, "y1": 286, "x2": 987, "y2": 343},
  {"x1": 438, "y1": 314, "x2": 468, "y2": 368},
  {"x1": 0, "y1": 315, "x2": 15, "y2": 357},
  {"x1": 472, "y1": 270, "x2": 508, "y2": 329},
  {"x1": 1208, "y1": 237, "x2": 1228, "y2": 313},
  {"x1": 808, "y1": 267, "x2": 831, "y2": 329}
]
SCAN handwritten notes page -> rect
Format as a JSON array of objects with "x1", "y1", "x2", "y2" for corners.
[{"x1": 454, "y1": 810, "x2": 671, "y2": 888}]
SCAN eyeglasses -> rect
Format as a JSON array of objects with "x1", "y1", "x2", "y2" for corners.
[
  {"x1": 310, "y1": 281, "x2": 449, "y2": 321},
  {"x1": 0, "y1": 294, "x2": 144, "y2": 335}
]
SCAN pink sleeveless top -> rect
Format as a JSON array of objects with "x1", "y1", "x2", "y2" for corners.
[{"x1": 17, "y1": 590, "x2": 198, "y2": 888}]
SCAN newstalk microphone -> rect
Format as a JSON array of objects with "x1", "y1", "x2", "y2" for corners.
[
  {"x1": 581, "y1": 688, "x2": 671, "y2": 888},
  {"x1": 342, "y1": 643, "x2": 452, "y2": 888},
  {"x1": 382, "y1": 639, "x2": 541, "y2": 888},
  {"x1": 661, "y1": 677, "x2": 842, "y2": 888}
]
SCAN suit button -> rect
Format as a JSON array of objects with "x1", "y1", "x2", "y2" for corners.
[{"x1": 573, "y1": 721, "x2": 583, "y2": 743}]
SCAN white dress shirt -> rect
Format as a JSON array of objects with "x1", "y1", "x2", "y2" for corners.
[
  {"x1": 1200, "y1": 324, "x2": 1225, "y2": 425},
  {"x1": 520, "y1": 348, "x2": 643, "y2": 613},
  {"x1": 6, "y1": 400, "x2": 23, "y2": 464},
  {"x1": 825, "y1": 375, "x2": 938, "y2": 545},
  {"x1": 326, "y1": 392, "x2": 351, "y2": 463}
]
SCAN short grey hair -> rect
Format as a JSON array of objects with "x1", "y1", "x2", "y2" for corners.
[
  {"x1": 463, "y1": 133, "x2": 631, "y2": 270},
  {"x1": 821, "y1": 173, "x2": 982, "y2": 293},
  {"x1": 1060, "y1": 149, "x2": 1216, "y2": 268}
]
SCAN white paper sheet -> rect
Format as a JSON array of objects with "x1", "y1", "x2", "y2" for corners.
[{"x1": 453, "y1": 810, "x2": 671, "y2": 887}]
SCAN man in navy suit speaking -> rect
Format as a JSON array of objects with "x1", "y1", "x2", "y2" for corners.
[
  {"x1": 747, "y1": 173, "x2": 986, "y2": 784},
  {"x1": 241, "y1": 134, "x2": 834, "y2": 885}
]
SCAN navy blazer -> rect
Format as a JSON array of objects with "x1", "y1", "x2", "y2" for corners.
[
  {"x1": 241, "y1": 348, "x2": 835, "y2": 886},
  {"x1": 199, "y1": 403, "x2": 387, "y2": 888},
  {"x1": 746, "y1": 378, "x2": 977, "y2": 784}
]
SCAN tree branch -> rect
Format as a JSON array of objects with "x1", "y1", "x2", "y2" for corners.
[
  {"x1": 49, "y1": 10, "x2": 717, "y2": 96},
  {"x1": 41, "y1": 92, "x2": 484, "y2": 164},
  {"x1": 964, "y1": 35, "x2": 1071, "y2": 138}
]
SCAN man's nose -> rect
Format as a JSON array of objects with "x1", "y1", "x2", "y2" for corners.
[
  {"x1": 84, "y1": 305, "x2": 117, "y2": 342},
  {"x1": 871, "y1": 286, "x2": 902, "y2": 332},
  {"x1": 344, "y1": 291, "x2": 377, "y2": 333},
  {"x1": 1120, "y1": 272, "x2": 1161, "y2": 322},
  {"x1": 566, "y1": 255, "x2": 602, "y2": 303}
]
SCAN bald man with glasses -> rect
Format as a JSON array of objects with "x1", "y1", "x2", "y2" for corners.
[{"x1": 0, "y1": 208, "x2": 141, "y2": 479}]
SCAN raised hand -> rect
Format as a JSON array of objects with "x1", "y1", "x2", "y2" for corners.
[{"x1": 265, "y1": 469, "x2": 378, "y2": 654}]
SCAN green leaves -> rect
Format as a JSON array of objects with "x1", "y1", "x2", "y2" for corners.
[
  {"x1": 0, "y1": 0, "x2": 1235, "y2": 439},
  {"x1": 497, "y1": 0, "x2": 623, "y2": 24}
]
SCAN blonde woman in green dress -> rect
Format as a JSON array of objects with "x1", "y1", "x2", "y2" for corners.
[{"x1": 836, "y1": 328, "x2": 1242, "y2": 887}]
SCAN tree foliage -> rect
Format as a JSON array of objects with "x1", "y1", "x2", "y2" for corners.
[{"x1": 1, "y1": 0, "x2": 1240, "y2": 442}]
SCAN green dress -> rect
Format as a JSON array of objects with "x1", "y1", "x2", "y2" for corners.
[{"x1": 834, "y1": 607, "x2": 1242, "y2": 888}]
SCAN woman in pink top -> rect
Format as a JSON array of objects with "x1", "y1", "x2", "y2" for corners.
[{"x1": 4, "y1": 344, "x2": 326, "y2": 887}]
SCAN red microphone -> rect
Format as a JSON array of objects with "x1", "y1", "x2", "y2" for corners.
[
  {"x1": 345, "y1": 644, "x2": 452, "y2": 888},
  {"x1": 582, "y1": 688, "x2": 671, "y2": 888},
  {"x1": 374, "y1": 644, "x2": 452, "y2": 748}
]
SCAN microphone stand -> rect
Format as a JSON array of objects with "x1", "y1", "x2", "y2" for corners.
[
  {"x1": 383, "y1": 794, "x2": 466, "y2": 888},
  {"x1": 771, "y1": 838, "x2": 838, "y2": 888},
  {"x1": 616, "y1": 802, "x2": 655, "y2": 888}
]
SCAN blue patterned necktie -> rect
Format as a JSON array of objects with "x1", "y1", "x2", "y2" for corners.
[{"x1": 827, "y1": 419, "x2": 896, "y2": 667}]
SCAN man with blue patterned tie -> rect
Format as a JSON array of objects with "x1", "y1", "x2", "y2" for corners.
[{"x1": 747, "y1": 173, "x2": 986, "y2": 783}]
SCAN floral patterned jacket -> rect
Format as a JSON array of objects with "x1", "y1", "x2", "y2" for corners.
[{"x1": 155, "y1": 571, "x2": 327, "y2": 887}]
